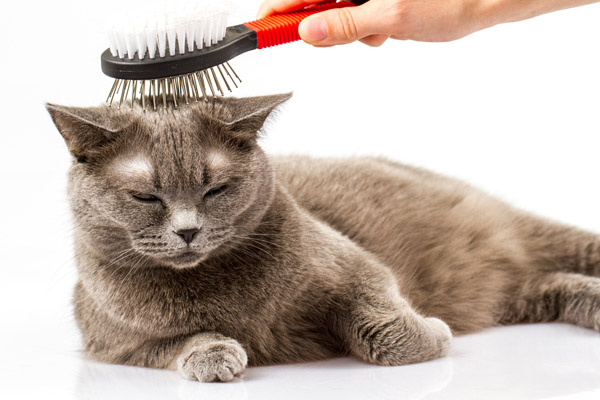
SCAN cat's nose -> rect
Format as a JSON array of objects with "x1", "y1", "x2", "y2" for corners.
[{"x1": 174, "y1": 228, "x2": 199, "y2": 245}]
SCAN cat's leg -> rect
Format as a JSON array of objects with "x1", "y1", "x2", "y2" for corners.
[
  {"x1": 76, "y1": 284, "x2": 247, "y2": 382},
  {"x1": 518, "y1": 215, "x2": 600, "y2": 277},
  {"x1": 332, "y1": 264, "x2": 453, "y2": 366},
  {"x1": 111, "y1": 332, "x2": 248, "y2": 382},
  {"x1": 505, "y1": 214, "x2": 600, "y2": 330},
  {"x1": 501, "y1": 271, "x2": 600, "y2": 331}
]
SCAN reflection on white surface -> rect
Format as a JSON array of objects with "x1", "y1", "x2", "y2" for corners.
[
  {"x1": 76, "y1": 355, "x2": 452, "y2": 400},
  {"x1": 69, "y1": 324, "x2": 600, "y2": 400}
]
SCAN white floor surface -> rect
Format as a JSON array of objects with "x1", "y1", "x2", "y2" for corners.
[{"x1": 3, "y1": 316, "x2": 600, "y2": 399}]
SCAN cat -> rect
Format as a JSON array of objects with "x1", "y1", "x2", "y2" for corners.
[{"x1": 46, "y1": 94, "x2": 600, "y2": 383}]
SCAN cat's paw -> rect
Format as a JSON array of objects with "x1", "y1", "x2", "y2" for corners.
[
  {"x1": 424, "y1": 317, "x2": 453, "y2": 356},
  {"x1": 363, "y1": 316, "x2": 452, "y2": 366},
  {"x1": 176, "y1": 340, "x2": 248, "y2": 382}
]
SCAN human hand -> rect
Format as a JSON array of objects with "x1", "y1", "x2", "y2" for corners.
[
  {"x1": 257, "y1": 0, "x2": 488, "y2": 46},
  {"x1": 257, "y1": 0, "x2": 600, "y2": 47}
]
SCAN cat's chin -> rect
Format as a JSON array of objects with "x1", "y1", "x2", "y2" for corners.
[{"x1": 160, "y1": 251, "x2": 208, "y2": 269}]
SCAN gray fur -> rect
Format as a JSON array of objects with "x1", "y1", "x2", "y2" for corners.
[{"x1": 46, "y1": 95, "x2": 600, "y2": 382}]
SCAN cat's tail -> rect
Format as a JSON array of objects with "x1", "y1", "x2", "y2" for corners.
[{"x1": 516, "y1": 213, "x2": 600, "y2": 277}]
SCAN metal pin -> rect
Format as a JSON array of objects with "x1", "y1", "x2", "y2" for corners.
[
  {"x1": 196, "y1": 72, "x2": 208, "y2": 101},
  {"x1": 151, "y1": 80, "x2": 157, "y2": 111},
  {"x1": 106, "y1": 79, "x2": 120, "y2": 103},
  {"x1": 175, "y1": 78, "x2": 181, "y2": 102},
  {"x1": 189, "y1": 74, "x2": 200, "y2": 102},
  {"x1": 108, "y1": 79, "x2": 122, "y2": 107},
  {"x1": 203, "y1": 70, "x2": 216, "y2": 98},
  {"x1": 196, "y1": 75, "x2": 204, "y2": 102},
  {"x1": 190, "y1": 76, "x2": 196, "y2": 99},
  {"x1": 210, "y1": 68, "x2": 224, "y2": 96},
  {"x1": 183, "y1": 75, "x2": 192, "y2": 103},
  {"x1": 119, "y1": 80, "x2": 130, "y2": 109},
  {"x1": 169, "y1": 78, "x2": 178, "y2": 107},
  {"x1": 217, "y1": 65, "x2": 232, "y2": 92},
  {"x1": 178, "y1": 76, "x2": 188, "y2": 104},
  {"x1": 141, "y1": 81, "x2": 146, "y2": 111},
  {"x1": 161, "y1": 79, "x2": 167, "y2": 109},
  {"x1": 175, "y1": 77, "x2": 180, "y2": 99},
  {"x1": 226, "y1": 62, "x2": 242, "y2": 83},
  {"x1": 221, "y1": 64, "x2": 238, "y2": 88},
  {"x1": 131, "y1": 81, "x2": 138, "y2": 110}
]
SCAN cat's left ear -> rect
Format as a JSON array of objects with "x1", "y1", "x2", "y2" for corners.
[
  {"x1": 46, "y1": 104, "x2": 123, "y2": 162},
  {"x1": 223, "y1": 92, "x2": 293, "y2": 140}
]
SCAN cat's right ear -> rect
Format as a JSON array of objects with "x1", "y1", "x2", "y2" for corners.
[{"x1": 45, "y1": 104, "x2": 122, "y2": 163}]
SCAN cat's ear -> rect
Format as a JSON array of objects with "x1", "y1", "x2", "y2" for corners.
[
  {"x1": 223, "y1": 93, "x2": 293, "y2": 140},
  {"x1": 46, "y1": 104, "x2": 123, "y2": 162}
]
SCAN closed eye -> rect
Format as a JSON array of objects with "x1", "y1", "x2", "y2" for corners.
[
  {"x1": 204, "y1": 185, "x2": 228, "y2": 199},
  {"x1": 130, "y1": 192, "x2": 162, "y2": 203}
]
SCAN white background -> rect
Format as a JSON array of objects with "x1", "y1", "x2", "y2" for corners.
[{"x1": 1, "y1": 0, "x2": 599, "y2": 399}]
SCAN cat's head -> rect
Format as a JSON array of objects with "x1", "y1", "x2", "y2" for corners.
[{"x1": 47, "y1": 94, "x2": 291, "y2": 269}]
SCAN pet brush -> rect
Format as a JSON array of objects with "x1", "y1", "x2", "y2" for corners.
[{"x1": 101, "y1": 0, "x2": 368, "y2": 110}]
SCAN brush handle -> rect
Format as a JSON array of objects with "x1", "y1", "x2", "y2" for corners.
[
  {"x1": 101, "y1": 1, "x2": 370, "y2": 80},
  {"x1": 243, "y1": 1, "x2": 365, "y2": 49}
]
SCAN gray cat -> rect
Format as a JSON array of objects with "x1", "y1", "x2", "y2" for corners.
[{"x1": 46, "y1": 94, "x2": 600, "y2": 382}]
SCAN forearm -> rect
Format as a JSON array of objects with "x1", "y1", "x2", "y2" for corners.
[
  {"x1": 476, "y1": 0, "x2": 600, "y2": 29},
  {"x1": 331, "y1": 263, "x2": 453, "y2": 366}
]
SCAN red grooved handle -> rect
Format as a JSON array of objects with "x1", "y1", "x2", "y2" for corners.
[{"x1": 243, "y1": 1, "x2": 356, "y2": 49}]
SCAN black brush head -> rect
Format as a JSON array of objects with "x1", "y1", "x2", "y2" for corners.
[{"x1": 101, "y1": 25, "x2": 257, "y2": 80}]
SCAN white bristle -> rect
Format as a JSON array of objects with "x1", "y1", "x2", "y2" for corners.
[
  {"x1": 107, "y1": 0, "x2": 230, "y2": 60},
  {"x1": 175, "y1": 20, "x2": 187, "y2": 54},
  {"x1": 207, "y1": 15, "x2": 215, "y2": 46},
  {"x1": 113, "y1": 30, "x2": 126, "y2": 59},
  {"x1": 185, "y1": 19, "x2": 195, "y2": 53},
  {"x1": 157, "y1": 19, "x2": 167, "y2": 58},
  {"x1": 108, "y1": 29, "x2": 118, "y2": 57},
  {"x1": 146, "y1": 23, "x2": 158, "y2": 59},
  {"x1": 166, "y1": 24, "x2": 177, "y2": 57},
  {"x1": 124, "y1": 28, "x2": 137, "y2": 60},
  {"x1": 134, "y1": 19, "x2": 148, "y2": 60},
  {"x1": 194, "y1": 16, "x2": 204, "y2": 49}
]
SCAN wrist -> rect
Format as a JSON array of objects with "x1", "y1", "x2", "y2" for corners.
[
  {"x1": 469, "y1": 0, "x2": 543, "y2": 31},
  {"x1": 468, "y1": 0, "x2": 510, "y2": 31}
]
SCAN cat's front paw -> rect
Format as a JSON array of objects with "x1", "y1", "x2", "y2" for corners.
[
  {"x1": 424, "y1": 317, "x2": 453, "y2": 356},
  {"x1": 362, "y1": 316, "x2": 452, "y2": 366},
  {"x1": 176, "y1": 340, "x2": 248, "y2": 382}
]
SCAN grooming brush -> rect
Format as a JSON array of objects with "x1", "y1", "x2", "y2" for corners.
[{"x1": 101, "y1": 0, "x2": 368, "y2": 110}]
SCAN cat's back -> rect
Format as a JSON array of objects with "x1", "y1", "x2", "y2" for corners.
[
  {"x1": 272, "y1": 155, "x2": 516, "y2": 256},
  {"x1": 272, "y1": 155, "x2": 480, "y2": 226},
  {"x1": 271, "y1": 155, "x2": 487, "y2": 253}
]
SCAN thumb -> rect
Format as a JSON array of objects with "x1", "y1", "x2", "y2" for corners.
[{"x1": 298, "y1": 4, "x2": 376, "y2": 45}]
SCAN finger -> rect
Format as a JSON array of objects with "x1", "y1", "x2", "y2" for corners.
[
  {"x1": 359, "y1": 34, "x2": 389, "y2": 47},
  {"x1": 298, "y1": 3, "x2": 380, "y2": 46},
  {"x1": 257, "y1": 0, "x2": 329, "y2": 19}
]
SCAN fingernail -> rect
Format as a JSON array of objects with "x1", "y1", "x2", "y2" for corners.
[{"x1": 299, "y1": 18, "x2": 327, "y2": 42}]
